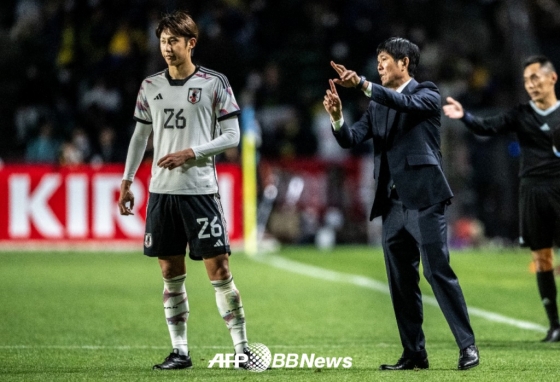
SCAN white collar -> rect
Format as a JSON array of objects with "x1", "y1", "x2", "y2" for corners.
[
  {"x1": 396, "y1": 78, "x2": 413, "y2": 93},
  {"x1": 529, "y1": 100, "x2": 560, "y2": 116}
]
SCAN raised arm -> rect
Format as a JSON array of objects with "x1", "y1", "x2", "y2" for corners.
[
  {"x1": 370, "y1": 81, "x2": 440, "y2": 113},
  {"x1": 444, "y1": 96, "x2": 515, "y2": 136},
  {"x1": 323, "y1": 78, "x2": 371, "y2": 148}
]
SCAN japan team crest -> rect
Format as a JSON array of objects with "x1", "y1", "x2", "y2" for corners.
[{"x1": 188, "y1": 88, "x2": 202, "y2": 104}]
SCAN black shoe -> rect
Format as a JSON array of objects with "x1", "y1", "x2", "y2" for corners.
[
  {"x1": 236, "y1": 347, "x2": 252, "y2": 370},
  {"x1": 236, "y1": 346, "x2": 271, "y2": 372},
  {"x1": 153, "y1": 349, "x2": 193, "y2": 370},
  {"x1": 541, "y1": 327, "x2": 560, "y2": 342},
  {"x1": 380, "y1": 357, "x2": 429, "y2": 370},
  {"x1": 458, "y1": 345, "x2": 479, "y2": 370}
]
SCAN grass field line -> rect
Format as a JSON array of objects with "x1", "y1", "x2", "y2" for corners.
[{"x1": 254, "y1": 253, "x2": 547, "y2": 333}]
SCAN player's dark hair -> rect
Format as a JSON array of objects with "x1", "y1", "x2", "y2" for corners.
[
  {"x1": 523, "y1": 55, "x2": 556, "y2": 73},
  {"x1": 376, "y1": 37, "x2": 420, "y2": 77},
  {"x1": 156, "y1": 10, "x2": 199, "y2": 41}
]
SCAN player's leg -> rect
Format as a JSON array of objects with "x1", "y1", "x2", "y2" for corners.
[
  {"x1": 158, "y1": 256, "x2": 190, "y2": 358},
  {"x1": 204, "y1": 254, "x2": 248, "y2": 354},
  {"x1": 183, "y1": 194, "x2": 249, "y2": 355},
  {"x1": 144, "y1": 193, "x2": 192, "y2": 369},
  {"x1": 520, "y1": 183, "x2": 560, "y2": 342},
  {"x1": 532, "y1": 248, "x2": 559, "y2": 341}
]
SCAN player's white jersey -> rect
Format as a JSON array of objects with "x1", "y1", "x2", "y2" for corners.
[{"x1": 134, "y1": 66, "x2": 240, "y2": 194}]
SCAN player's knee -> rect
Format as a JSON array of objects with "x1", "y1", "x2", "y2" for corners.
[
  {"x1": 210, "y1": 266, "x2": 231, "y2": 281},
  {"x1": 205, "y1": 254, "x2": 231, "y2": 281},
  {"x1": 532, "y1": 249, "x2": 554, "y2": 272},
  {"x1": 534, "y1": 258, "x2": 554, "y2": 272},
  {"x1": 161, "y1": 267, "x2": 185, "y2": 280},
  {"x1": 159, "y1": 256, "x2": 186, "y2": 279}
]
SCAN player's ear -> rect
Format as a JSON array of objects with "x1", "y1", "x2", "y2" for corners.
[
  {"x1": 188, "y1": 37, "x2": 197, "y2": 49},
  {"x1": 551, "y1": 71, "x2": 558, "y2": 85}
]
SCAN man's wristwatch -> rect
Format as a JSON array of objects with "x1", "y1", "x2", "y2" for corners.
[{"x1": 356, "y1": 75, "x2": 366, "y2": 89}]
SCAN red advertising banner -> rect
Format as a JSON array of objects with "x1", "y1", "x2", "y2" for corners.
[{"x1": 0, "y1": 163, "x2": 242, "y2": 249}]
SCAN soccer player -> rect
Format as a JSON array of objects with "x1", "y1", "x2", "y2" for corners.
[
  {"x1": 118, "y1": 11, "x2": 249, "y2": 369},
  {"x1": 444, "y1": 55, "x2": 560, "y2": 342}
]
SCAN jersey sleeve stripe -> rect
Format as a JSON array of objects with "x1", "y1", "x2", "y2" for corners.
[
  {"x1": 199, "y1": 67, "x2": 230, "y2": 89},
  {"x1": 146, "y1": 69, "x2": 166, "y2": 79},
  {"x1": 201, "y1": 67, "x2": 230, "y2": 87},
  {"x1": 217, "y1": 110, "x2": 241, "y2": 122},
  {"x1": 133, "y1": 116, "x2": 152, "y2": 125}
]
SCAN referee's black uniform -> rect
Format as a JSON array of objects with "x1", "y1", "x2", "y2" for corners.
[{"x1": 461, "y1": 101, "x2": 560, "y2": 337}]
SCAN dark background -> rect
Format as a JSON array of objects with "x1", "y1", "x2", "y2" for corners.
[{"x1": 1, "y1": 0, "x2": 558, "y2": 245}]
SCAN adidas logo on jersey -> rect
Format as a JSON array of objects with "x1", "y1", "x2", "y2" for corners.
[
  {"x1": 154, "y1": 93, "x2": 163, "y2": 100},
  {"x1": 214, "y1": 239, "x2": 224, "y2": 247},
  {"x1": 540, "y1": 123, "x2": 551, "y2": 131}
]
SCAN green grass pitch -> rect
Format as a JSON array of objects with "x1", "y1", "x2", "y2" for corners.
[{"x1": 1, "y1": 245, "x2": 559, "y2": 381}]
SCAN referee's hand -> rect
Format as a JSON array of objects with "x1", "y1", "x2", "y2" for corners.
[{"x1": 443, "y1": 97, "x2": 464, "y2": 119}]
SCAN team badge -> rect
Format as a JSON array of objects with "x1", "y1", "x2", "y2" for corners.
[
  {"x1": 144, "y1": 233, "x2": 153, "y2": 248},
  {"x1": 188, "y1": 88, "x2": 202, "y2": 104}
]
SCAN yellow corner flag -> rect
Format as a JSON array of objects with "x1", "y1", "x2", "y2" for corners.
[{"x1": 241, "y1": 107, "x2": 258, "y2": 255}]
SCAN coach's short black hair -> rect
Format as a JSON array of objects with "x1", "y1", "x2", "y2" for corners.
[
  {"x1": 523, "y1": 55, "x2": 556, "y2": 72},
  {"x1": 376, "y1": 37, "x2": 420, "y2": 77}
]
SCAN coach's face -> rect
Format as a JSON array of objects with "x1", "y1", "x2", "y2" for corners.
[
  {"x1": 377, "y1": 51, "x2": 409, "y2": 90},
  {"x1": 160, "y1": 30, "x2": 196, "y2": 66},
  {"x1": 523, "y1": 63, "x2": 557, "y2": 102}
]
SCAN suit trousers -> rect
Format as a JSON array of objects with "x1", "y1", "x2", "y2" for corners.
[{"x1": 381, "y1": 193, "x2": 475, "y2": 359}]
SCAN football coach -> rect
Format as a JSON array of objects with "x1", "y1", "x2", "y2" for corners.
[{"x1": 322, "y1": 37, "x2": 479, "y2": 371}]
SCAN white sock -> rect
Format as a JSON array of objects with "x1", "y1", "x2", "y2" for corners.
[
  {"x1": 163, "y1": 274, "x2": 189, "y2": 356},
  {"x1": 212, "y1": 276, "x2": 247, "y2": 354}
]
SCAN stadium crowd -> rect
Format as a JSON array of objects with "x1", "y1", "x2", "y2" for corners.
[{"x1": 0, "y1": 0, "x2": 559, "y2": 244}]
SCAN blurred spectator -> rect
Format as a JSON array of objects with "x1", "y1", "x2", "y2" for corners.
[
  {"x1": 90, "y1": 126, "x2": 122, "y2": 164},
  {"x1": 59, "y1": 141, "x2": 83, "y2": 166},
  {"x1": 81, "y1": 76, "x2": 122, "y2": 113},
  {"x1": 79, "y1": 6, "x2": 112, "y2": 77},
  {"x1": 56, "y1": 14, "x2": 76, "y2": 70},
  {"x1": 10, "y1": 0, "x2": 42, "y2": 42},
  {"x1": 107, "y1": 19, "x2": 147, "y2": 75},
  {"x1": 71, "y1": 127, "x2": 92, "y2": 161},
  {"x1": 25, "y1": 121, "x2": 60, "y2": 164},
  {"x1": 14, "y1": 102, "x2": 51, "y2": 147},
  {"x1": 145, "y1": 8, "x2": 164, "y2": 75}
]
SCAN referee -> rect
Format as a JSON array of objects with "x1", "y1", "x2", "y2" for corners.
[{"x1": 444, "y1": 55, "x2": 560, "y2": 342}]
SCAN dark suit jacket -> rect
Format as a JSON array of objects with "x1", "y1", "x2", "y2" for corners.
[{"x1": 333, "y1": 79, "x2": 453, "y2": 220}]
